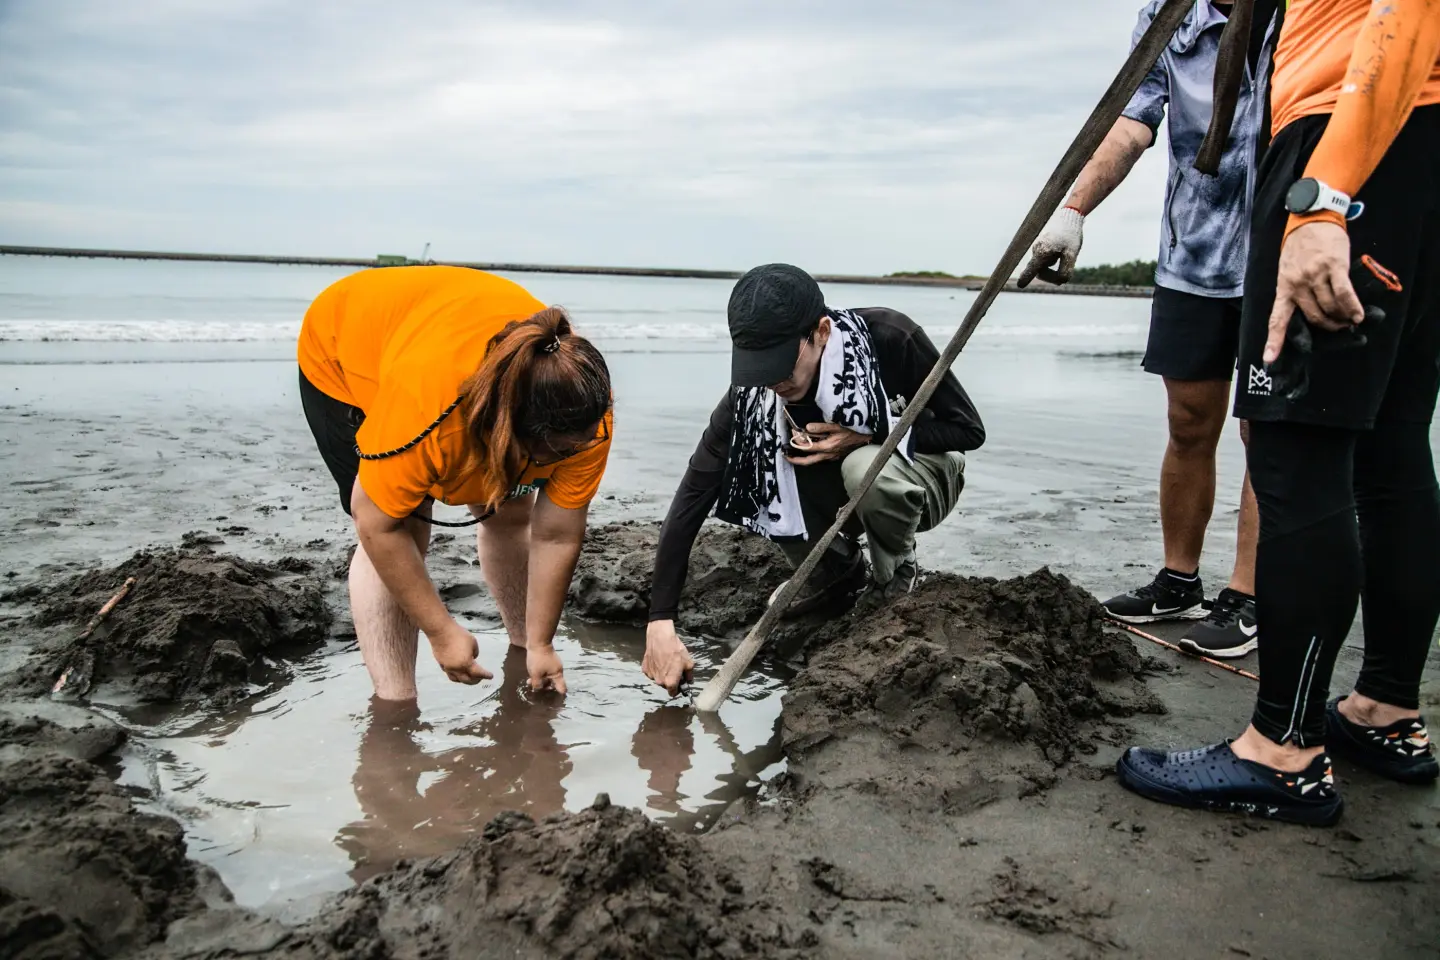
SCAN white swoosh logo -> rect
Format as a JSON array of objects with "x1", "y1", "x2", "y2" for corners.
[
  {"x1": 1239, "y1": 622, "x2": 1258, "y2": 638},
  {"x1": 1151, "y1": 603, "x2": 1187, "y2": 615}
]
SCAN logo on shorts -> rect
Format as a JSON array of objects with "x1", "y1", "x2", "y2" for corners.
[{"x1": 1247, "y1": 364, "x2": 1272, "y2": 396}]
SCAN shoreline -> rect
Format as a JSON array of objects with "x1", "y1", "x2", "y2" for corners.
[{"x1": 0, "y1": 243, "x2": 1154, "y2": 298}]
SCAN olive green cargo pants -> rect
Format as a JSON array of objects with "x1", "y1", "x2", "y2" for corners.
[{"x1": 780, "y1": 447, "x2": 966, "y2": 587}]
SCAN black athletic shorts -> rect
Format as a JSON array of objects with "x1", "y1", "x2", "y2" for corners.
[
  {"x1": 1143, "y1": 286, "x2": 1244, "y2": 382},
  {"x1": 299, "y1": 368, "x2": 365, "y2": 515},
  {"x1": 1234, "y1": 104, "x2": 1440, "y2": 429}
]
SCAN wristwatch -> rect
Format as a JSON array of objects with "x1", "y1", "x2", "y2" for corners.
[{"x1": 1285, "y1": 177, "x2": 1360, "y2": 219}]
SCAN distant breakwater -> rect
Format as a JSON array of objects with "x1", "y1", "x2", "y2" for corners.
[{"x1": 0, "y1": 244, "x2": 1153, "y2": 298}]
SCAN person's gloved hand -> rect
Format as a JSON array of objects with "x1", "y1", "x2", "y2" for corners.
[{"x1": 1017, "y1": 206, "x2": 1085, "y2": 288}]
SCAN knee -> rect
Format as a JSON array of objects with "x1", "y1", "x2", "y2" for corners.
[
  {"x1": 843, "y1": 450, "x2": 921, "y2": 518},
  {"x1": 1168, "y1": 397, "x2": 1224, "y2": 453}
]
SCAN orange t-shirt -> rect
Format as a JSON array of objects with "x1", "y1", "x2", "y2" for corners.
[
  {"x1": 1271, "y1": 0, "x2": 1440, "y2": 137},
  {"x1": 297, "y1": 266, "x2": 612, "y2": 519},
  {"x1": 1271, "y1": 0, "x2": 1440, "y2": 236}
]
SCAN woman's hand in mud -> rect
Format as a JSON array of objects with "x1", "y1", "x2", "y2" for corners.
[
  {"x1": 785, "y1": 423, "x2": 871, "y2": 466},
  {"x1": 643, "y1": 620, "x2": 695, "y2": 697},
  {"x1": 527, "y1": 644, "x2": 568, "y2": 694},
  {"x1": 428, "y1": 623, "x2": 493, "y2": 685}
]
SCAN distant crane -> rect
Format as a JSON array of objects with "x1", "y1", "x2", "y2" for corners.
[{"x1": 420, "y1": 242, "x2": 433, "y2": 265}]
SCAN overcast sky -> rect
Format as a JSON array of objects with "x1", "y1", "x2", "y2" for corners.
[{"x1": 0, "y1": 0, "x2": 1176, "y2": 276}]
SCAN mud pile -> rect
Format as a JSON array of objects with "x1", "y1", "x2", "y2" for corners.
[
  {"x1": 26, "y1": 548, "x2": 331, "y2": 705},
  {"x1": 782, "y1": 568, "x2": 1164, "y2": 762},
  {"x1": 0, "y1": 713, "x2": 213, "y2": 960},
  {"x1": 569, "y1": 522, "x2": 791, "y2": 638},
  {"x1": 158, "y1": 797, "x2": 815, "y2": 960},
  {"x1": 0, "y1": 699, "x2": 126, "y2": 763}
]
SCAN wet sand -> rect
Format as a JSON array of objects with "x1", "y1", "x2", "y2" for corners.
[{"x1": 1, "y1": 346, "x2": 1437, "y2": 958}]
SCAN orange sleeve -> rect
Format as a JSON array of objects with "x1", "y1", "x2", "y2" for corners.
[
  {"x1": 541, "y1": 415, "x2": 613, "y2": 510},
  {"x1": 1286, "y1": 0, "x2": 1440, "y2": 241}
]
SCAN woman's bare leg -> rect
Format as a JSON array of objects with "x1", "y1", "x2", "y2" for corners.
[{"x1": 349, "y1": 502, "x2": 433, "y2": 701}]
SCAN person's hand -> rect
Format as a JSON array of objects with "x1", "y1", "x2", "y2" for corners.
[
  {"x1": 1264, "y1": 220, "x2": 1364, "y2": 364},
  {"x1": 643, "y1": 620, "x2": 695, "y2": 697},
  {"x1": 526, "y1": 644, "x2": 567, "y2": 694},
  {"x1": 785, "y1": 422, "x2": 871, "y2": 466},
  {"x1": 428, "y1": 622, "x2": 493, "y2": 685},
  {"x1": 1017, "y1": 206, "x2": 1085, "y2": 288}
]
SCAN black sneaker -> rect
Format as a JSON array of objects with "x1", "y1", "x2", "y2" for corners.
[
  {"x1": 852, "y1": 551, "x2": 919, "y2": 616},
  {"x1": 767, "y1": 545, "x2": 867, "y2": 619},
  {"x1": 1117, "y1": 740, "x2": 1342, "y2": 826},
  {"x1": 1326, "y1": 698, "x2": 1438, "y2": 785},
  {"x1": 1101, "y1": 568, "x2": 1207, "y2": 623},
  {"x1": 1178, "y1": 588, "x2": 1258, "y2": 658}
]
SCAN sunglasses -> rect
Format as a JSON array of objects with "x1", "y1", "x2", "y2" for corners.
[{"x1": 526, "y1": 418, "x2": 610, "y2": 468}]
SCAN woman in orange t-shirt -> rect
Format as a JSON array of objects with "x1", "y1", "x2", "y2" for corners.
[{"x1": 297, "y1": 266, "x2": 613, "y2": 699}]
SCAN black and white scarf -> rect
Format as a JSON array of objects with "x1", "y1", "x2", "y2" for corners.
[{"x1": 714, "y1": 309, "x2": 914, "y2": 541}]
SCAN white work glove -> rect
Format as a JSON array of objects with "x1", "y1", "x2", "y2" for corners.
[{"x1": 1016, "y1": 206, "x2": 1084, "y2": 288}]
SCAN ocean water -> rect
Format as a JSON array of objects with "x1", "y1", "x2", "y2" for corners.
[{"x1": 0, "y1": 255, "x2": 1151, "y2": 352}]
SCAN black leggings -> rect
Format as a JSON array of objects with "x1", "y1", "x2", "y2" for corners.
[{"x1": 1248, "y1": 419, "x2": 1440, "y2": 746}]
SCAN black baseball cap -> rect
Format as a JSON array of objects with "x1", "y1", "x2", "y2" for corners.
[{"x1": 727, "y1": 263, "x2": 827, "y2": 387}]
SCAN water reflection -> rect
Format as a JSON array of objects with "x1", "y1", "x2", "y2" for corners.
[
  {"x1": 336, "y1": 647, "x2": 566, "y2": 882},
  {"x1": 336, "y1": 630, "x2": 786, "y2": 883}
]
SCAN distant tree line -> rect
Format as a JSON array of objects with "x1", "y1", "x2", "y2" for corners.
[
  {"x1": 1070, "y1": 259, "x2": 1156, "y2": 287},
  {"x1": 888, "y1": 261, "x2": 1156, "y2": 287}
]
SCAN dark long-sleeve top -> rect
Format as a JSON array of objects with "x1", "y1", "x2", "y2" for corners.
[{"x1": 648, "y1": 308, "x2": 985, "y2": 622}]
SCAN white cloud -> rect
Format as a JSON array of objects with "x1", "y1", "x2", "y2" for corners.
[{"x1": 0, "y1": 0, "x2": 1173, "y2": 274}]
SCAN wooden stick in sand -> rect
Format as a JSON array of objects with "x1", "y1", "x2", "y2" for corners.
[
  {"x1": 78, "y1": 576, "x2": 137, "y2": 639},
  {"x1": 694, "y1": 0, "x2": 1197, "y2": 713},
  {"x1": 52, "y1": 576, "x2": 136, "y2": 697},
  {"x1": 1109, "y1": 620, "x2": 1261, "y2": 683}
]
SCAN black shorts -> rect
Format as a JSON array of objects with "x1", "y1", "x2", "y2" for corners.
[
  {"x1": 1142, "y1": 286, "x2": 1243, "y2": 382},
  {"x1": 1234, "y1": 104, "x2": 1440, "y2": 430},
  {"x1": 299, "y1": 368, "x2": 365, "y2": 515}
]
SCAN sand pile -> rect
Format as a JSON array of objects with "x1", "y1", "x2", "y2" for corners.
[
  {"x1": 569, "y1": 522, "x2": 791, "y2": 638},
  {"x1": 782, "y1": 568, "x2": 1164, "y2": 762},
  {"x1": 157, "y1": 797, "x2": 815, "y2": 960},
  {"x1": 26, "y1": 548, "x2": 331, "y2": 705},
  {"x1": 0, "y1": 728, "x2": 213, "y2": 959}
]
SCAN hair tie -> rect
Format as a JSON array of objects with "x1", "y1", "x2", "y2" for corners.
[{"x1": 542, "y1": 335, "x2": 562, "y2": 354}]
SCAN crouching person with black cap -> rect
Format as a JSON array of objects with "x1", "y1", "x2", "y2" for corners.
[{"x1": 641, "y1": 264, "x2": 986, "y2": 696}]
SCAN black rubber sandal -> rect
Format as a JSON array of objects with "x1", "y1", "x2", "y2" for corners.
[{"x1": 1117, "y1": 740, "x2": 1342, "y2": 827}]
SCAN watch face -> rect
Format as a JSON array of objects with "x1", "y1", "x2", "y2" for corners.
[{"x1": 1287, "y1": 178, "x2": 1320, "y2": 214}]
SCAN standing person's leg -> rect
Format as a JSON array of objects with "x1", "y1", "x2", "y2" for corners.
[
  {"x1": 1116, "y1": 419, "x2": 1353, "y2": 826},
  {"x1": 1103, "y1": 288, "x2": 1239, "y2": 624},
  {"x1": 1159, "y1": 377, "x2": 1230, "y2": 574},
  {"x1": 1243, "y1": 421, "x2": 1360, "y2": 755},
  {"x1": 1229, "y1": 425, "x2": 1258, "y2": 597},
  {"x1": 841, "y1": 446, "x2": 965, "y2": 593},
  {"x1": 1327, "y1": 423, "x2": 1440, "y2": 781},
  {"x1": 1329, "y1": 225, "x2": 1440, "y2": 783},
  {"x1": 1179, "y1": 418, "x2": 1263, "y2": 658}
]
